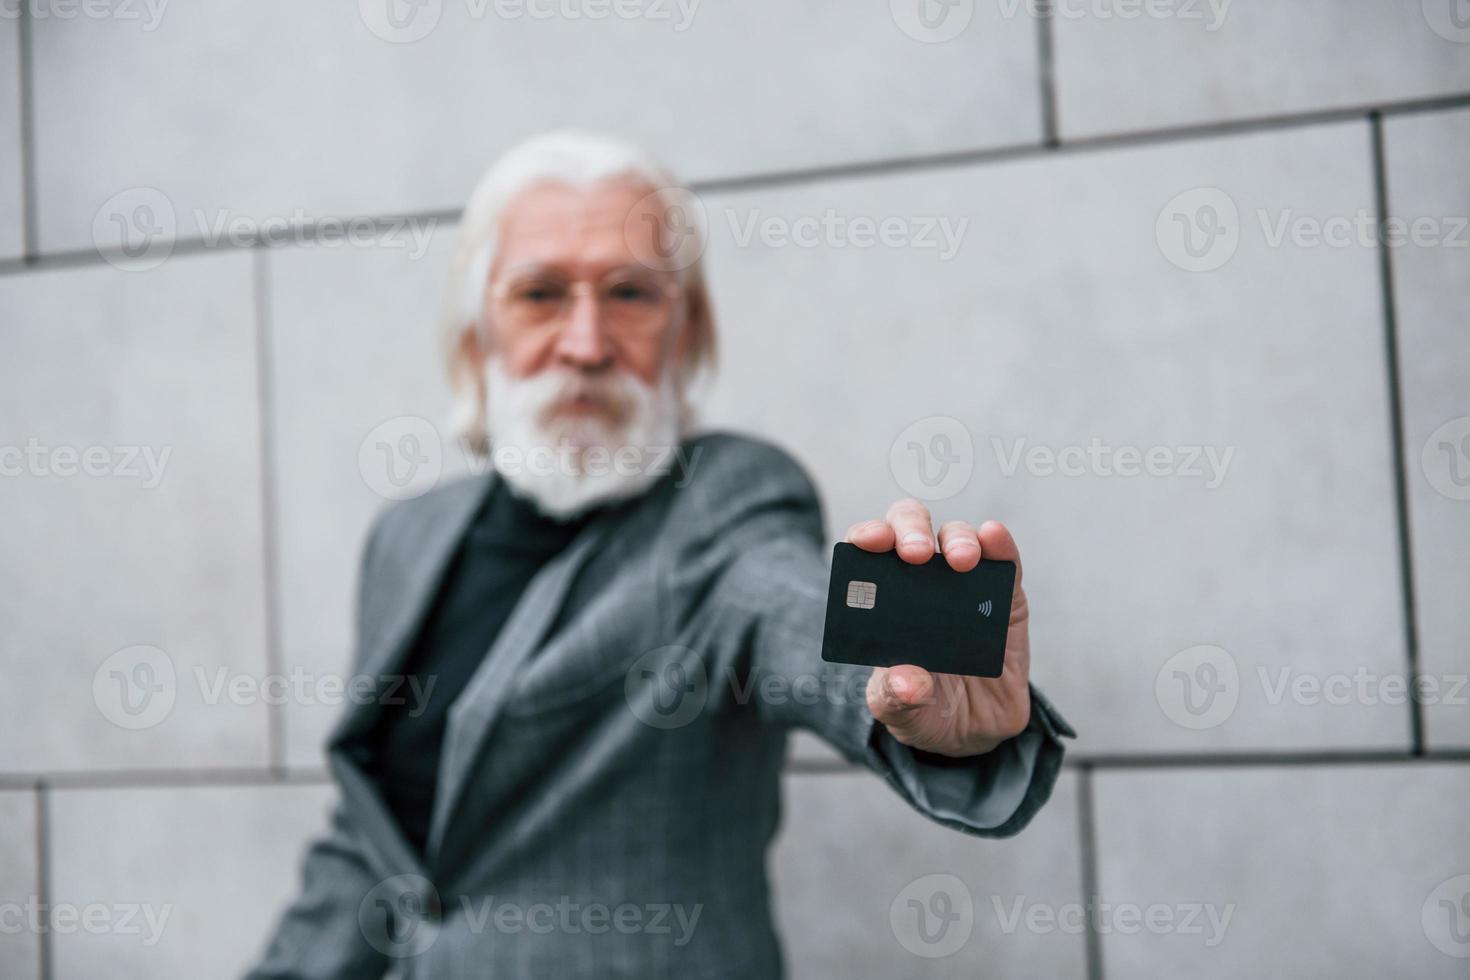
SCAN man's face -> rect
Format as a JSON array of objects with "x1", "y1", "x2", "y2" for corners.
[
  {"x1": 476, "y1": 177, "x2": 691, "y2": 518},
  {"x1": 485, "y1": 178, "x2": 682, "y2": 395}
]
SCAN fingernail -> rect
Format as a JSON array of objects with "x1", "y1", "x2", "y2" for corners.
[
  {"x1": 889, "y1": 673, "x2": 910, "y2": 699},
  {"x1": 901, "y1": 532, "x2": 930, "y2": 549}
]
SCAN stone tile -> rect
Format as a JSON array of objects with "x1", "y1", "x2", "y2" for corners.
[
  {"x1": 1384, "y1": 106, "x2": 1470, "y2": 749},
  {"x1": 700, "y1": 120, "x2": 1409, "y2": 754},
  {"x1": 30, "y1": 0, "x2": 1041, "y2": 253},
  {"x1": 1092, "y1": 763, "x2": 1470, "y2": 977},
  {"x1": 264, "y1": 230, "x2": 472, "y2": 766},
  {"x1": 0, "y1": 253, "x2": 270, "y2": 774},
  {"x1": 47, "y1": 781, "x2": 336, "y2": 980},
  {"x1": 0, "y1": 790, "x2": 41, "y2": 980},
  {"x1": 0, "y1": 19, "x2": 23, "y2": 260},
  {"x1": 771, "y1": 769, "x2": 1085, "y2": 979},
  {"x1": 1053, "y1": 1, "x2": 1470, "y2": 138}
]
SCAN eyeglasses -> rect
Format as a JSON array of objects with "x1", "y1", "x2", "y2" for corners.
[{"x1": 488, "y1": 270, "x2": 681, "y2": 336}]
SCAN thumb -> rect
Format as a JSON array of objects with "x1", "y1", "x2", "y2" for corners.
[{"x1": 866, "y1": 665, "x2": 936, "y2": 728}]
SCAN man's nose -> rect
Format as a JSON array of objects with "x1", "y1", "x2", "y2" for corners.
[{"x1": 553, "y1": 292, "x2": 614, "y2": 368}]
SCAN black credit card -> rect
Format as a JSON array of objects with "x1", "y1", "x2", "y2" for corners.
[{"x1": 820, "y1": 542, "x2": 1015, "y2": 678}]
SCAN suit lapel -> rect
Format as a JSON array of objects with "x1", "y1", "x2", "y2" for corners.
[
  {"x1": 330, "y1": 472, "x2": 496, "y2": 746},
  {"x1": 425, "y1": 505, "x2": 622, "y2": 863}
]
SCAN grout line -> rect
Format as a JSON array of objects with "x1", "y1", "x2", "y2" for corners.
[
  {"x1": 2, "y1": 91, "x2": 1469, "y2": 279},
  {"x1": 7, "y1": 749, "x2": 1470, "y2": 790},
  {"x1": 35, "y1": 783, "x2": 52, "y2": 980},
  {"x1": 252, "y1": 248, "x2": 289, "y2": 778},
  {"x1": 1369, "y1": 112, "x2": 1426, "y2": 757},
  {"x1": 1063, "y1": 748, "x2": 1470, "y2": 768},
  {"x1": 1076, "y1": 763, "x2": 1104, "y2": 980},
  {"x1": 16, "y1": 0, "x2": 38, "y2": 259},
  {"x1": 7, "y1": 749, "x2": 1469, "y2": 790},
  {"x1": 1036, "y1": 0, "x2": 1060, "y2": 148},
  {"x1": 2, "y1": 767, "x2": 332, "y2": 792}
]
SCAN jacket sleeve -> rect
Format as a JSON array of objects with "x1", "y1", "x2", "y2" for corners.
[
  {"x1": 244, "y1": 523, "x2": 394, "y2": 980},
  {"x1": 686, "y1": 437, "x2": 1076, "y2": 838}
]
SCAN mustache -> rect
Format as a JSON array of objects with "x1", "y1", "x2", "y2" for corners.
[{"x1": 534, "y1": 369, "x2": 639, "y2": 430}]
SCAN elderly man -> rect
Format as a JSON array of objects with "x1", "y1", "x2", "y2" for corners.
[{"x1": 249, "y1": 131, "x2": 1073, "y2": 979}]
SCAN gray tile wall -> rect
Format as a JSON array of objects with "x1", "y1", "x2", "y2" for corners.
[{"x1": 2, "y1": 3, "x2": 1467, "y2": 978}]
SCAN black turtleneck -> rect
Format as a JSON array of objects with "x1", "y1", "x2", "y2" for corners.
[{"x1": 362, "y1": 480, "x2": 594, "y2": 855}]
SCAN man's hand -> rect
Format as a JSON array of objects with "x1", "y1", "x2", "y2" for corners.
[{"x1": 851, "y1": 498, "x2": 1031, "y2": 758}]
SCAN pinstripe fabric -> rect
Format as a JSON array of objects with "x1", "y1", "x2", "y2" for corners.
[{"x1": 247, "y1": 431, "x2": 1074, "y2": 979}]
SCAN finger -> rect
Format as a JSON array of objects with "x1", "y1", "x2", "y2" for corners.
[
  {"x1": 844, "y1": 518, "x2": 895, "y2": 552},
  {"x1": 976, "y1": 520, "x2": 1022, "y2": 584},
  {"x1": 936, "y1": 520, "x2": 980, "y2": 572},
  {"x1": 866, "y1": 664, "x2": 936, "y2": 727},
  {"x1": 884, "y1": 498, "x2": 934, "y2": 564}
]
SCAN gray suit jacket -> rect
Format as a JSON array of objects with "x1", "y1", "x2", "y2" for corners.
[{"x1": 248, "y1": 431, "x2": 1074, "y2": 979}]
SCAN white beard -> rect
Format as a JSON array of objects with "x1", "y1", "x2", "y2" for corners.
[{"x1": 483, "y1": 358, "x2": 685, "y2": 520}]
